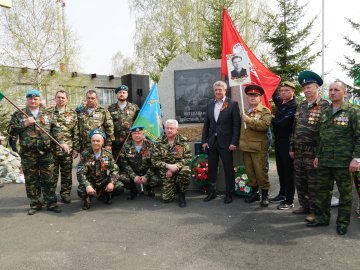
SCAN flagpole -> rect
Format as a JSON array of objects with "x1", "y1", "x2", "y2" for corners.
[{"x1": 239, "y1": 84, "x2": 247, "y2": 129}]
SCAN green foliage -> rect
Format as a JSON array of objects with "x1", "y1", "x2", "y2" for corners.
[
  {"x1": 129, "y1": 0, "x2": 268, "y2": 82},
  {"x1": 339, "y1": 19, "x2": 360, "y2": 96},
  {"x1": 261, "y1": 0, "x2": 320, "y2": 83}
]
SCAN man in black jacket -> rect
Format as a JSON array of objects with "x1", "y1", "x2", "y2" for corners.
[
  {"x1": 270, "y1": 81, "x2": 298, "y2": 209},
  {"x1": 201, "y1": 81, "x2": 241, "y2": 204}
]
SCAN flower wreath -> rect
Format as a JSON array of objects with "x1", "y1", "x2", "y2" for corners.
[
  {"x1": 190, "y1": 154, "x2": 209, "y2": 187},
  {"x1": 234, "y1": 165, "x2": 252, "y2": 196}
]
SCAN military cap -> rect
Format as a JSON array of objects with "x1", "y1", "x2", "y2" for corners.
[
  {"x1": 298, "y1": 70, "x2": 323, "y2": 87},
  {"x1": 89, "y1": 128, "x2": 106, "y2": 139},
  {"x1": 115, "y1": 85, "x2": 129, "y2": 94},
  {"x1": 280, "y1": 81, "x2": 296, "y2": 89},
  {"x1": 244, "y1": 84, "x2": 264, "y2": 96},
  {"x1": 129, "y1": 126, "x2": 144, "y2": 132},
  {"x1": 26, "y1": 89, "x2": 41, "y2": 98}
]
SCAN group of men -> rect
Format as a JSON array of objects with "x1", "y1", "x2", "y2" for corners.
[
  {"x1": 201, "y1": 72, "x2": 359, "y2": 235},
  {"x1": 8, "y1": 85, "x2": 192, "y2": 215},
  {"x1": 6, "y1": 71, "x2": 359, "y2": 235}
]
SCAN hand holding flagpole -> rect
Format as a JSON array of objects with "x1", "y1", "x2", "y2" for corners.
[{"x1": 0, "y1": 91, "x2": 69, "y2": 152}]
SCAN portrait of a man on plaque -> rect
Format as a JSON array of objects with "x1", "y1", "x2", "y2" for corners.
[{"x1": 227, "y1": 52, "x2": 251, "y2": 87}]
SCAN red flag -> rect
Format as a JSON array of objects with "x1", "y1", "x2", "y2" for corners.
[{"x1": 221, "y1": 8, "x2": 280, "y2": 110}]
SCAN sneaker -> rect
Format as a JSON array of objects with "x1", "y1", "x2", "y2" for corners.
[
  {"x1": 269, "y1": 194, "x2": 286, "y2": 203},
  {"x1": 277, "y1": 202, "x2": 295, "y2": 210}
]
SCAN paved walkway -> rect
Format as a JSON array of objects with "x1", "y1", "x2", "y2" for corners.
[{"x1": 0, "y1": 163, "x2": 359, "y2": 270}]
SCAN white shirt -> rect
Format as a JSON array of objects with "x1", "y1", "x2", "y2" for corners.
[{"x1": 214, "y1": 97, "x2": 226, "y2": 122}]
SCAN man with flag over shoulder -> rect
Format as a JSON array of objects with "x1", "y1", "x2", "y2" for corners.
[{"x1": 8, "y1": 89, "x2": 69, "y2": 215}]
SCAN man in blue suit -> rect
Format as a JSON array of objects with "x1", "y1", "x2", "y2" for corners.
[{"x1": 201, "y1": 81, "x2": 241, "y2": 204}]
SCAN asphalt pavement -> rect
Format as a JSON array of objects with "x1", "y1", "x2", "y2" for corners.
[{"x1": 0, "y1": 163, "x2": 359, "y2": 270}]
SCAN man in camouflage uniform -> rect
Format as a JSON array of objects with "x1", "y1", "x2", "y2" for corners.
[
  {"x1": 119, "y1": 126, "x2": 161, "y2": 200},
  {"x1": 8, "y1": 89, "x2": 70, "y2": 215},
  {"x1": 290, "y1": 71, "x2": 329, "y2": 222},
  {"x1": 108, "y1": 85, "x2": 139, "y2": 163},
  {"x1": 152, "y1": 119, "x2": 192, "y2": 208},
  {"x1": 77, "y1": 90, "x2": 114, "y2": 152},
  {"x1": 307, "y1": 81, "x2": 360, "y2": 235},
  {"x1": 77, "y1": 129, "x2": 124, "y2": 210},
  {"x1": 47, "y1": 90, "x2": 79, "y2": 203}
]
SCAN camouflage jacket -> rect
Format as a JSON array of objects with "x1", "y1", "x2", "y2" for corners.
[
  {"x1": 108, "y1": 102, "x2": 139, "y2": 144},
  {"x1": 120, "y1": 139, "x2": 157, "y2": 179},
  {"x1": 47, "y1": 105, "x2": 79, "y2": 154},
  {"x1": 289, "y1": 97, "x2": 329, "y2": 152},
  {"x1": 77, "y1": 105, "x2": 115, "y2": 150},
  {"x1": 77, "y1": 148, "x2": 119, "y2": 187},
  {"x1": 8, "y1": 106, "x2": 64, "y2": 152},
  {"x1": 317, "y1": 102, "x2": 360, "y2": 167},
  {"x1": 152, "y1": 133, "x2": 192, "y2": 171}
]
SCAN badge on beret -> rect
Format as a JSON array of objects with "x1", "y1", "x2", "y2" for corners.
[{"x1": 89, "y1": 128, "x2": 106, "y2": 139}]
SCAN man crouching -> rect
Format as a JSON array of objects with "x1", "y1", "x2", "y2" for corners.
[
  {"x1": 153, "y1": 119, "x2": 192, "y2": 207},
  {"x1": 77, "y1": 128, "x2": 124, "y2": 210}
]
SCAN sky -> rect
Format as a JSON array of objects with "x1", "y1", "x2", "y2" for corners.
[{"x1": 64, "y1": 0, "x2": 360, "y2": 86}]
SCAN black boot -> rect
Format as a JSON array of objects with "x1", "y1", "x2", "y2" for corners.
[
  {"x1": 103, "y1": 192, "x2": 112, "y2": 205},
  {"x1": 146, "y1": 185, "x2": 155, "y2": 197},
  {"x1": 127, "y1": 188, "x2": 138, "y2": 200},
  {"x1": 244, "y1": 186, "x2": 260, "y2": 203},
  {"x1": 82, "y1": 196, "x2": 91, "y2": 210},
  {"x1": 178, "y1": 192, "x2": 186, "y2": 208},
  {"x1": 260, "y1": 189, "x2": 269, "y2": 207}
]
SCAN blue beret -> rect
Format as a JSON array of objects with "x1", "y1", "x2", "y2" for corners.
[
  {"x1": 115, "y1": 85, "x2": 129, "y2": 93},
  {"x1": 26, "y1": 89, "x2": 41, "y2": 98},
  {"x1": 89, "y1": 128, "x2": 106, "y2": 139},
  {"x1": 298, "y1": 70, "x2": 323, "y2": 87},
  {"x1": 129, "y1": 126, "x2": 144, "y2": 132}
]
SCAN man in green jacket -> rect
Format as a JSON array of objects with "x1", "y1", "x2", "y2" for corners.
[{"x1": 308, "y1": 80, "x2": 360, "y2": 235}]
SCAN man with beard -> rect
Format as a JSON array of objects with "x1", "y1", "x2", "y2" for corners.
[{"x1": 108, "y1": 85, "x2": 139, "y2": 163}]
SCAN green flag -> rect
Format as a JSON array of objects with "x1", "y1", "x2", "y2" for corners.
[{"x1": 0, "y1": 91, "x2": 5, "y2": 101}]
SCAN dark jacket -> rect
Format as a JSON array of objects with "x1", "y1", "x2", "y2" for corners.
[
  {"x1": 271, "y1": 90, "x2": 298, "y2": 139},
  {"x1": 201, "y1": 97, "x2": 241, "y2": 148}
]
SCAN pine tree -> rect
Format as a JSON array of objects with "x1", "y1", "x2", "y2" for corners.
[
  {"x1": 339, "y1": 19, "x2": 360, "y2": 96},
  {"x1": 261, "y1": 0, "x2": 320, "y2": 83}
]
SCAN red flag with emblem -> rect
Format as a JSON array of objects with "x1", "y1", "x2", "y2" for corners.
[{"x1": 221, "y1": 8, "x2": 280, "y2": 110}]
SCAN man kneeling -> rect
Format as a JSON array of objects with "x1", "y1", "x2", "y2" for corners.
[
  {"x1": 77, "y1": 128, "x2": 124, "y2": 210},
  {"x1": 153, "y1": 119, "x2": 192, "y2": 207}
]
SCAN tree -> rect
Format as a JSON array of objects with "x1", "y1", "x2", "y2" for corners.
[
  {"x1": 111, "y1": 51, "x2": 136, "y2": 77},
  {"x1": 0, "y1": 0, "x2": 77, "y2": 89},
  {"x1": 129, "y1": 0, "x2": 269, "y2": 82},
  {"x1": 261, "y1": 0, "x2": 320, "y2": 83},
  {"x1": 339, "y1": 18, "x2": 360, "y2": 96}
]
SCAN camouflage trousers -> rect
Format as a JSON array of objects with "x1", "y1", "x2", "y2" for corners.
[
  {"x1": 77, "y1": 180, "x2": 124, "y2": 199},
  {"x1": 53, "y1": 152, "x2": 73, "y2": 198},
  {"x1": 118, "y1": 172, "x2": 162, "y2": 191},
  {"x1": 243, "y1": 151, "x2": 270, "y2": 190},
  {"x1": 315, "y1": 166, "x2": 353, "y2": 227},
  {"x1": 20, "y1": 149, "x2": 57, "y2": 208},
  {"x1": 160, "y1": 166, "x2": 191, "y2": 202},
  {"x1": 293, "y1": 145, "x2": 317, "y2": 213}
]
